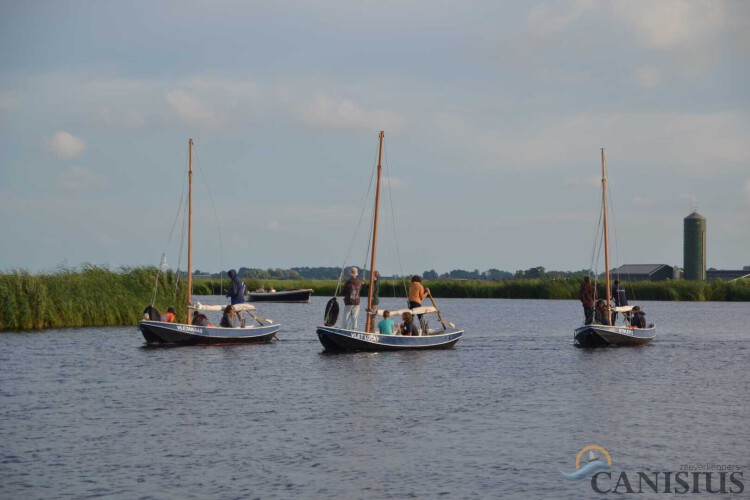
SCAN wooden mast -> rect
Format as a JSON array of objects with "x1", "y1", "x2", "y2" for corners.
[
  {"x1": 186, "y1": 138, "x2": 193, "y2": 324},
  {"x1": 365, "y1": 131, "x2": 385, "y2": 332},
  {"x1": 601, "y1": 148, "x2": 611, "y2": 324}
]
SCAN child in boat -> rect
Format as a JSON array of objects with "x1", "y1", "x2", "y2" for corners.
[
  {"x1": 594, "y1": 299, "x2": 610, "y2": 325},
  {"x1": 377, "y1": 310, "x2": 396, "y2": 335},
  {"x1": 400, "y1": 311, "x2": 419, "y2": 336},
  {"x1": 160, "y1": 307, "x2": 176, "y2": 323}
]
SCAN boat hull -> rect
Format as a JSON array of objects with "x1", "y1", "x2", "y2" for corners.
[
  {"x1": 574, "y1": 324, "x2": 655, "y2": 347},
  {"x1": 316, "y1": 325, "x2": 463, "y2": 352},
  {"x1": 248, "y1": 289, "x2": 313, "y2": 303},
  {"x1": 139, "y1": 320, "x2": 280, "y2": 345}
]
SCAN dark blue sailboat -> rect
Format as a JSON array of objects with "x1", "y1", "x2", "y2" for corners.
[
  {"x1": 139, "y1": 139, "x2": 281, "y2": 346},
  {"x1": 574, "y1": 149, "x2": 656, "y2": 348},
  {"x1": 316, "y1": 131, "x2": 463, "y2": 352}
]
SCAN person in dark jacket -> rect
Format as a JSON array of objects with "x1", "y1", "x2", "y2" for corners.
[
  {"x1": 341, "y1": 267, "x2": 362, "y2": 329},
  {"x1": 400, "y1": 311, "x2": 419, "y2": 336},
  {"x1": 363, "y1": 270, "x2": 380, "y2": 332},
  {"x1": 630, "y1": 306, "x2": 647, "y2": 328},
  {"x1": 192, "y1": 311, "x2": 211, "y2": 327},
  {"x1": 225, "y1": 269, "x2": 246, "y2": 305},
  {"x1": 220, "y1": 305, "x2": 237, "y2": 328},
  {"x1": 143, "y1": 305, "x2": 161, "y2": 320},
  {"x1": 579, "y1": 276, "x2": 597, "y2": 325},
  {"x1": 611, "y1": 280, "x2": 628, "y2": 324}
]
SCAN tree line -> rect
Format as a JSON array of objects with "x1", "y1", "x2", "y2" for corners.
[{"x1": 191, "y1": 266, "x2": 594, "y2": 281}]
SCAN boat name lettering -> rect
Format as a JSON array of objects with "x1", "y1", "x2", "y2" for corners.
[
  {"x1": 177, "y1": 325, "x2": 203, "y2": 334},
  {"x1": 350, "y1": 333, "x2": 380, "y2": 343}
]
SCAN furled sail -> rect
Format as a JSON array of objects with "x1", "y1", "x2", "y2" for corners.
[{"x1": 190, "y1": 302, "x2": 256, "y2": 312}]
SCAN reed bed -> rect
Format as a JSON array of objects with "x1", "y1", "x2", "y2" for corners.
[
  {"x1": 2, "y1": 270, "x2": 748, "y2": 331},
  {"x1": 0, "y1": 266, "x2": 185, "y2": 331}
]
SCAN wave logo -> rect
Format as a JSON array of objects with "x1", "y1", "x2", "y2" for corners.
[{"x1": 560, "y1": 445, "x2": 613, "y2": 481}]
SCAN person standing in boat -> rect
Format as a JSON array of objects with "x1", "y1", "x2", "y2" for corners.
[
  {"x1": 225, "y1": 269, "x2": 247, "y2": 326},
  {"x1": 611, "y1": 279, "x2": 628, "y2": 324},
  {"x1": 579, "y1": 276, "x2": 597, "y2": 325},
  {"x1": 407, "y1": 275, "x2": 430, "y2": 329},
  {"x1": 341, "y1": 267, "x2": 363, "y2": 329},
  {"x1": 364, "y1": 270, "x2": 381, "y2": 332}
]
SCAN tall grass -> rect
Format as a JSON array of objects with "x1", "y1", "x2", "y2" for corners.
[
  {"x1": 2, "y1": 271, "x2": 748, "y2": 331},
  {"x1": 0, "y1": 266, "x2": 186, "y2": 331}
]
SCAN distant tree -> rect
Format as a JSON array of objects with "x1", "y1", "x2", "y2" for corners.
[{"x1": 423, "y1": 269, "x2": 438, "y2": 280}]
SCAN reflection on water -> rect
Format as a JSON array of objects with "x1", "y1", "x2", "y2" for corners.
[{"x1": 1, "y1": 297, "x2": 748, "y2": 498}]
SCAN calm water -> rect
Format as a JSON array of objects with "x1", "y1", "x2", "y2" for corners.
[{"x1": 1, "y1": 297, "x2": 748, "y2": 499}]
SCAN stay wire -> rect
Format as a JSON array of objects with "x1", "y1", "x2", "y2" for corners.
[{"x1": 150, "y1": 147, "x2": 189, "y2": 306}]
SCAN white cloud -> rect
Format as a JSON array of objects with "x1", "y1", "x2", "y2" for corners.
[
  {"x1": 526, "y1": 0, "x2": 597, "y2": 40},
  {"x1": 56, "y1": 166, "x2": 105, "y2": 191},
  {"x1": 299, "y1": 95, "x2": 405, "y2": 132},
  {"x1": 267, "y1": 220, "x2": 280, "y2": 231},
  {"x1": 384, "y1": 176, "x2": 406, "y2": 189},
  {"x1": 165, "y1": 90, "x2": 224, "y2": 129},
  {"x1": 563, "y1": 176, "x2": 599, "y2": 188},
  {"x1": 44, "y1": 131, "x2": 86, "y2": 159},
  {"x1": 633, "y1": 196, "x2": 656, "y2": 208},
  {"x1": 633, "y1": 66, "x2": 663, "y2": 88},
  {"x1": 612, "y1": 0, "x2": 728, "y2": 51}
]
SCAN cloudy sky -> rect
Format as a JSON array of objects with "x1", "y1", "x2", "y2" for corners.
[{"x1": 1, "y1": 0, "x2": 748, "y2": 275}]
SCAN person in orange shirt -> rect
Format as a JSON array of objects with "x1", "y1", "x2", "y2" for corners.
[
  {"x1": 407, "y1": 275, "x2": 430, "y2": 330},
  {"x1": 160, "y1": 307, "x2": 176, "y2": 323}
]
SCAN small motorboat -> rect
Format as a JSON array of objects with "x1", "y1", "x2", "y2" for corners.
[{"x1": 248, "y1": 288, "x2": 314, "y2": 303}]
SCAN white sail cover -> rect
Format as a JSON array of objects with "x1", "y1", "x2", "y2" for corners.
[
  {"x1": 376, "y1": 306, "x2": 437, "y2": 317},
  {"x1": 190, "y1": 302, "x2": 256, "y2": 312},
  {"x1": 613, "y1": 305, "x2": 633, "y2": 313}
]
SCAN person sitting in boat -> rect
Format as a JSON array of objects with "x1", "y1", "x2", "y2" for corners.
[
  {"x1": 192, "y1": 311, "x2": 211, "y2": 327},
  {"x1": 408, "y1": 275, "x2": 430, "y2": 329},
  {"x1": 630, "y1": 306, "x2": 647, "y2": 328},
  {"x1": 220, "y1": 305, "x2": 238, "y2": 328},
  {"x1": 142, "y1": 305, "x2": 161, "y2": 321},
  {"x1": 400, "y1": 311, "x2": 419, "y2": 336},
  {"x1": 160, "y1": 307, "x2": 176, "y2": 323},
  {"x1": 377, "y1": 310, "x2": 396, "y2": 335},
  {"x1": 593, "y1": 299, "x2": 610, "y2": 325},
  {"x1": 341, "y1": 266, "x2": 363, "y2": 329},
  {"x1": 579, "y1": 276, "x2": 597, "y2": 325}
]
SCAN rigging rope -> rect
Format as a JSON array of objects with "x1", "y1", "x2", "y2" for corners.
[
  {"x1": 192, "y1": 144, "x2": 225, "y2": 294},
  {"x1": 150, "y1": 147, "x2": 190, "y2": 306},
  {"x1": 333, "y1": 139, "x2": 379, "y2": 298},
  {"x1": 383, "y1": 142, "x2": 408, "y2": 297}
]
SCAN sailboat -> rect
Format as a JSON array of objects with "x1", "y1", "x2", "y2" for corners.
[
  {"x1": 139, "y1": 139, "x2": 281, "y2": 345},
  {"x1": 574, "y1": 149, "x2": 656, "y2": 347},
  {"x1": 316, "y1": 131, "x2": 464, "y2": 352}
]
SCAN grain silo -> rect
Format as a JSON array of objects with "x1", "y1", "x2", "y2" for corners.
[{"x1": 683, "y1": 211, "x2": 706, "y2": 281}]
